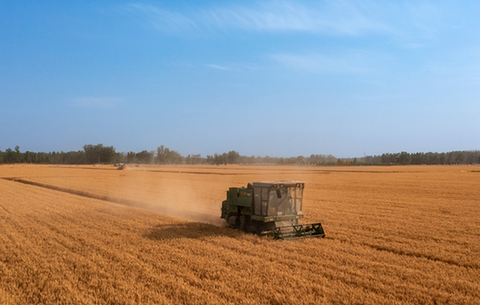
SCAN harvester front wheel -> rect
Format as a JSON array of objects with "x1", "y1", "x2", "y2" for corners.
[{"x1": 227, "y1": 213, "x2": 241, "y2": 228}]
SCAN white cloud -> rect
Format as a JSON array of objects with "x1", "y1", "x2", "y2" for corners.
[{"x1": 70, "y1": 97, "x2": 123, "y2": 109}]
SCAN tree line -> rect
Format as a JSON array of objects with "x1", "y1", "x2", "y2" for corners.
[
  {"x1": 0, "y1": 144, "x2": 479, "y2": 166},
  {"x1": 373, "y1": 151, "x2": 480, "y2": 165}
]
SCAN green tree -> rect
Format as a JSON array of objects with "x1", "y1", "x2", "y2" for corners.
[
  {"x1": 213, "y1": 153, "x2": 223, "y2": 165},
  {"x1": 185, "y1": 154, "x2": 202, "y2": 164},
  {"x1": 156, "y1": 145, "x2": 183, "y2": 164},
  {"x1": 156, "y1": 145, "x2": 168, "y2": 164},
  {"x1": 83, "y1": 144, "x2": 116, "y2": 164},
  {"x1": 206, "y1": 155, "x2": 214, "y2": 164},
  {"x1": 439, "y1": 153, "x2": 446, "y2": 165},
  {"x1": 15, "y1": 146, "x2": 24, "y2": 163},
  {"x1": 446, "y1": 152, "x2": 454, "y2": 165},
  {"x1": 397, "y1": 151, "x2": 410, "y2": 165},
  {"x1": 227, "y1": 151, "x2": 240, "y2": 164},
  {"x1": 127, "y1": 152, "x2": 136, "y2": 163},
  {"x1": 5, "y1": 148, "x2": 14, "y2": 163},
  {"x1": 136, "y1": 150, "x2": 154, "y2": 164}
]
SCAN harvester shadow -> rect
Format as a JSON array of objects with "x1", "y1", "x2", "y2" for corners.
[{"x1": 145, "y1": 222, "x2": 245, "y2": 241}]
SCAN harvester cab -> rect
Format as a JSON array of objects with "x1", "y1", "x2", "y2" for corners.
[{"x1": 221, "y1": 181, "x2": 325, "y2": 239}]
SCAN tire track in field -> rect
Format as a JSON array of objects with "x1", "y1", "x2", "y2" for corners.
[
  {"x1": 1, "y1": 177, "x2": 222, "y2": 225},
  {"x1": 0, "y1": 205, "x2": 11, "y2": 215}
]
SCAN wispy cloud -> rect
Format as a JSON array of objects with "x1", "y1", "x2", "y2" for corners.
[
  {"x1": 122, "y1": 1, "x2": 393, "y2": 36},
  {"x1": 206, "y1": 64, "x2": 230, "y2": 70},
  {"x1": 271, "y1": 51, "x2": 390, "y2": 74},
  {"x1": 70, "y1": 97, "x2": 123, "y2": 109},
  {"x1": 121, "y1": 4, "x2": 197, "y2": 33}
]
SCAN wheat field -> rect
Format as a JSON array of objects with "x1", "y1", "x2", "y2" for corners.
[{"x1": 0, "y1": 164, "x2": 479, "y2": 304}]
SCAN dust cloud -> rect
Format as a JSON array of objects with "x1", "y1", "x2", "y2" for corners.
[{"x1": 111, "y1": 168, "x2": 231, "y2": 226}]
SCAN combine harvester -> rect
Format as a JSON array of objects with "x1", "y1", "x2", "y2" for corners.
[{"x1": 221, "y1": 181, "x2": 325, "y2": 240}]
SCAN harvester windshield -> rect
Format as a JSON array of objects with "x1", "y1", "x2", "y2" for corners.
[
  {"x1": 267, "y1": 186, "x2": 302, "y2": 216},
  {"x1": 252, "y1": 182, "x2": 303, "y2": 217}
]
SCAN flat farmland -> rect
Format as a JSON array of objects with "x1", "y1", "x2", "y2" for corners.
[{"x1": 0, "y1": 164, "x2": 479, "y2": 304}]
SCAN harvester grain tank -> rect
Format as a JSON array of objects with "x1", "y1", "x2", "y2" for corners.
[{"x1": 221, "y1": 181, "x2": 325, "y2": 239}]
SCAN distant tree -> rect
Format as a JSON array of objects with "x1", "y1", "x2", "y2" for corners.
[
  {"x1": 191, "y1": 154, "x2": 202, "y2": 164},
  {"x1": 426, "y1": 152, "x2": 439, "y2": 164},
  {"x1": 213, "y1": 153, "x2": 223, "y2": 165},
  {"x1": 296, "y1": 156, "x2": 305, "y2": 165},
  {"x1": 62, "y1": 150, "x2": 86, "y2": 164},
  {"x1": 381, "y1": 153, "x2": 397, "y2": 164},
  {"x1": 24, "y1": 151, "x2": 35, "y2": 163},
  {"x1": 136, "y1": 150, "x2": 154, "y2": 164},
  {"x1": 227, "y1": 151, "x2": 240, "y2": 164},
  {"x1": 185, "y1": 154, "x2": 202, "y2": 164},
  {"x1": 5, "y1": 147, "x2": 21, "y2": 163},
  {"x1": 83, "y1": 144, "x2": 116, "y2": 164},
  {"x1": 156, "y1": 145, "x2": 168, "y2": 164},
  {"x1": 439, "y1": 153, "x2": 446, "y2": 165},
  {"x1": 456, "y1": 152, "x2": 465, "y2": 164},
  {"x1": 167, "y1": 150, "x2": 183, "y2": 164},
  {"x1": 397, "y1": 151, "x2": 410, "y2": 165},
  {"x1": 15, "y1": 146, "x2": 24, "y2": 163},
  {"x1": 155, "y1": 145, "x2": 183, "y2": 164},
  {"x1": 206, "y1": 155, "x2": 214, "y2": 164},
  {"x1": 127, "y1": 152, "x2": 136, "y2": 163},
  {"x1": 363, "y1": 155, "x2": 381, "y2": 164},
  {"x1": 446, "y1": 152, "x2": 454, "y2": 165}
]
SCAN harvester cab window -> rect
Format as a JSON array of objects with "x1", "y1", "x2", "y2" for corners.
[{"x1": 268, "y1": 187, "x2": 293, "y2": 216}]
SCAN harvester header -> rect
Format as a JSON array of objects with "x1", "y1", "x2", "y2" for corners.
[{"x1": 221, "y1": 181, "x2": 325, "y2": 240}]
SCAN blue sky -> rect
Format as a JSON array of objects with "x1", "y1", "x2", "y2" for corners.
[{"x1": 1, "y1": 1, "x2": 479, "y2": 158}]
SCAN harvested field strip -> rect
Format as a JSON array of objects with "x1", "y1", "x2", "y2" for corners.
[{"x1": 1, "y1": 177, "x2": 221, "y2": 225}]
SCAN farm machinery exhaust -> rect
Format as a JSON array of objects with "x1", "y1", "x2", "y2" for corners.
[{"x1": 221, "y1": 181, "x2": 325, "y2": 240}]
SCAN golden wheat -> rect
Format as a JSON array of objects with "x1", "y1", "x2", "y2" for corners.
[{"x1": 0, "y1": 164, "x2": 478, "y2": 304}]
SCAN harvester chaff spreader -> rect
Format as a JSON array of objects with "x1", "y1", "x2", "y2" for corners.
[{"x1": 221, "y1": 181, "x2": 325, "y2": 240}]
